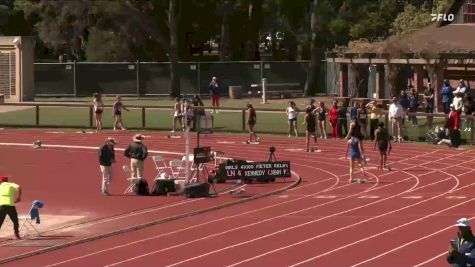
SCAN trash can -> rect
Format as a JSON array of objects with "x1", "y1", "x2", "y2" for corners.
[{"x1": 229, "y1": 86, "x2": 242, "y2": 99}]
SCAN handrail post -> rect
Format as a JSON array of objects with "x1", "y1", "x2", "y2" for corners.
[
  {"x1": 35, "y1": 105, "x2": 39, "y2": 127},
  {"x1": 142, "y1": 107, "x2": 146, "y2": 129},
  {"x1": 261, "y1": 78, "x2": 268, "y2": 104},
  {"x1": 242, "y1": 109, "x2": 246, "y2": 132},
  {"x1": 89, "y1": 106, "x2": 93, "y2": 128}
]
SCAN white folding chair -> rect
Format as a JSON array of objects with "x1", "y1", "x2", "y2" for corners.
[
  {"x1": 152, "y1": 155, "x2": 172, "y2": 180},
  {"x1": 169, "y1": 159, "x2": 187, "y2": 180},
  {"x1": 18, "y1": 200, "x2": 44, "y2": 238},
  {"x1": 123, "y1": 165, "x2": 139, "y2": 194}
]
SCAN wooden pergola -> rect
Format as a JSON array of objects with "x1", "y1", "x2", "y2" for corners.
[{"x1": 326, "y1": 52, "x2": 475, "y2": 112}]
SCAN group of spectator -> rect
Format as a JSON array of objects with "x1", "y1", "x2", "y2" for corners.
[{"x1": 284, "y1": 98, "x2": 383, "y2": 142}]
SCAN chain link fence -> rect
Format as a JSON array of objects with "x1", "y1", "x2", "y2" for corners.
[{"x1": 34, "y1": 61, "x2": 310, "y2": 97}]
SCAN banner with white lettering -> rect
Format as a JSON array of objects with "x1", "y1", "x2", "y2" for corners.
[{"x1": 221, "y1": 161, "x2": 291, "y2": 180}]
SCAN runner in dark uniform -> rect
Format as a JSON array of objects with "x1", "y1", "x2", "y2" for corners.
[
  {"x1": 314, "y1": 102, "x2": 327, "y2": 139},
  {"x1": 246, "y1": 104, "x2": 260, "y2": 144},
  {"x1": 303, "y1": 107, "x2": 317, "y2": 152},
  {"x1": 374, "y1": 122, "x2": 392, "y2": 171},
  {"x1": 347, "y1": 117, "x2": 362, "y2": 140}
]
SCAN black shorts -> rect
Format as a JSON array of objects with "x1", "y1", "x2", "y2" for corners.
[
  {"x1": 248, "y1": 120, "x2": 256, "y2": 126},
  {"x1": 95, "y1": 109, "x2": 103, "y2": 114},
  {"x1": 426, "y1": 106, "x2": 433, "y2": 113},
  {"x1": 115, "y1": 111, "x2": 122, "y2": 116}
]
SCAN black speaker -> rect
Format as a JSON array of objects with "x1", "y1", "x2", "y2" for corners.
[{"x1": 185, "y1": 183, "x2": 210, "y2": 198}]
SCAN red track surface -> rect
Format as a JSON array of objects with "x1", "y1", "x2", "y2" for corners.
[{"x1": 0, "y1": 129, "x2": 474, "y2": 267}]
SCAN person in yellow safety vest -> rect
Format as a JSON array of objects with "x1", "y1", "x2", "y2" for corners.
[{"x1": 0, "y1": 176, "x2": 22, "y2": 240}]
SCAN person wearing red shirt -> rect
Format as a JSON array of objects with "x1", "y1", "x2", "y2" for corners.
[{"x1": 329, "y1": 101, "x2": 339, "y2": 139}]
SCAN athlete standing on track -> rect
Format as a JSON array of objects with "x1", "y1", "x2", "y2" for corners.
[
  {"x1": 246, "y1": 104, "x2": 260, "y2": 144},
  {"x1": 112, "y1": 96, "x2": 129, "y2": 131},
  {"x1": 171, "y1": 97, "x2": 182, "y2": 133},
  {"x1": 286, "y1": 101, "x2": 299, "y2": 137},
  {"x1": 303, "y1": 107, "x2": 317, "y2": 152},
  {"x1": 345, "y1": 136, "x2": 367, "y2": 183},
  {"x1": 315, "y1": 101, "x2": 327, "y2": 139},
  {"x1": 374, "y1": 122, "x2": 392, "y2": 171},
  {"x1": 92, "y1": 93, "x2": 104, "y2": 132}
]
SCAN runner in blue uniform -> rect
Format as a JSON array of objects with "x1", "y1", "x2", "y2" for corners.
[{"x1": 345, "y1": 136, "x2": 367, "y2": 183}]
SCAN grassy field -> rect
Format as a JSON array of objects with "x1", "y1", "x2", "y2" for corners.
[{"x1": 0, "y1": 97, "x2": 473, "y2": 142}]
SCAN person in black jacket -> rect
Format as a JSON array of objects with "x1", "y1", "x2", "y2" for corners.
[
  {"x1": 98, "y1": 137, "x2": 116, "y2": 196},
  {"x1": 447, "y1": 218, "x2": 475, "y2": 267},
  {"x1": 124, "y1": 134, "x2": 148, "y2": 179}
]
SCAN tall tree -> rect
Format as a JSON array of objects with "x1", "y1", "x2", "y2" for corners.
[{"x1": 304, "y1": 0, "x2": 321, "y2": 96}]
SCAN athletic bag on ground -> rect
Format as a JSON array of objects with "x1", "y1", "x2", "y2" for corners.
[
  {"x1": 185, "y1": 183, "x2": 210, "y2": 198},
  {"x1": 133, "y1": 178, "x2": 150, "y2": 196},
  {"x1": 151, "y1": 179, "x2": 176, "y2": 195}
]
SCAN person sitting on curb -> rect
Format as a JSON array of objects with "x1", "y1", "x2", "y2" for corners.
[{"x1": 447, "y1": 218, "x2": 475, "y2": 267}]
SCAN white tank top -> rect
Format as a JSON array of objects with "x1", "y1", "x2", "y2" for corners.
[{"x1": 287, "y1": 107, "x2": 298, "y2": 119}]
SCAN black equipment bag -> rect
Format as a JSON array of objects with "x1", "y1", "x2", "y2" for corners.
[
  {"x1": 133, "y1": 178, "x2": 150, "y2": 196},
  {"x1": 151, "y1": 179, "x2": 176, "y2": 196},
  {"x1": 185, "y1": 183, "x2": 210, "y2": 198}
]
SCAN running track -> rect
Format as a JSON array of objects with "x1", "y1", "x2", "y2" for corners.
[{"x1": 0, "y1": 129, "x2": 474, "y2": 267}]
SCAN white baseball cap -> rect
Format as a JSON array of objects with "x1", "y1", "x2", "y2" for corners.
[{"x1": 455, "y1": 218, "x2": 471, "y2": 228}]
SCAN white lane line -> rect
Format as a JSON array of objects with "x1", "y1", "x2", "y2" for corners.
[
  {"x1": 350, "y1": 214, "x2": 475, "y2": 267},
  {"x1": 75, "y1": 150, "x2": 462, "y2": 267},
  {"x1": 19, "y1": 146, "x2": 451, "y2": 266},
  {"x1": 261, "y1": 180, "x2": 475, "y2": 267}
]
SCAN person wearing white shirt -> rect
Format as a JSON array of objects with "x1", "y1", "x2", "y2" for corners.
[
  {"x1": 388, "y1": 97, "x2": 404, "y2": 142},
  {"x1": 454, "y1": 79, "x2": 467, "y2": 95},
  {"x1": 286, "y1": 101, "x2": 299, "y2": 137},
  {"x1": 453, "y1": 92, "x2": 463, "y2": 113}
]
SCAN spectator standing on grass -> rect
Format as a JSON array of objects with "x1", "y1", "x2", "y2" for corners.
[
  {"x1": 209, "y1": 77, "x2": 220, "y2": 113},
  {"x1": 286, "y1": 101, "x2": 299, "y2": 137},
  {"x1": 399, "y1": 90, "x2": 409, "y2": 125},
  {"x1": 374, "y1": 122, "x2": 392, "y2": 171},
  {"x1": 424, "y1": 82, "x2": 435, "y2": 129},
  {"x1": 98, "y1": 137, "x2": 116, "y2": 196},
  {"x1": 192, "y1": 95, "x2": 205, "y2": 131},
  {"x1": 388, "y1": 97, "x2": 404, "y2": 142},
  {"x1": 329, "y1": 101, "x2": 339, "y2": 139},
  {"x1": 246, "y1": 104, "x2": 260, "y2": 144},
  {"x1": 350, "y1": 102, "x2": 359, "y2": 120},
  {"x1": 0, "y1": 176, "x2": 22, "y2": 240},
  {"x1": 92, "y1": 93, "x2": 104, "y2": 132},
  {"x1": 408, "y1": 87, "x2": 419, "y2": 127},
  {"x1": 441, "y1": 79, "x2": 454, "y2": 114},
  {"x1": 303, "y1": 107, "x2": 317, "y2": 152},
  {"x1": 337, "y1": 101, "x2": 348, "y2": 139},
  {"x1": 315, "y1": 101, "x2": 327, "y2": 139},
  {"x1": 171, "y1": 97, "x2": 182, "y2": 133},
  {"x1": 112, "y1": 96, "x2": 129, "y2": 131},
  {"x1": 438, "y1": 104, "x2": 461, "y2": 147},
  {"x1": 357, "y1": 102, "x2": 368, "y2": 139},
  {"x1": 124, "y1": 134, "x2": 148, "y2": 179},
  {"x1": 447, "y1": 218, "x2": 475, "y2": 267},
  {"x1": 366, "y1": 101, "x2": 381, "y2": 141}
]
